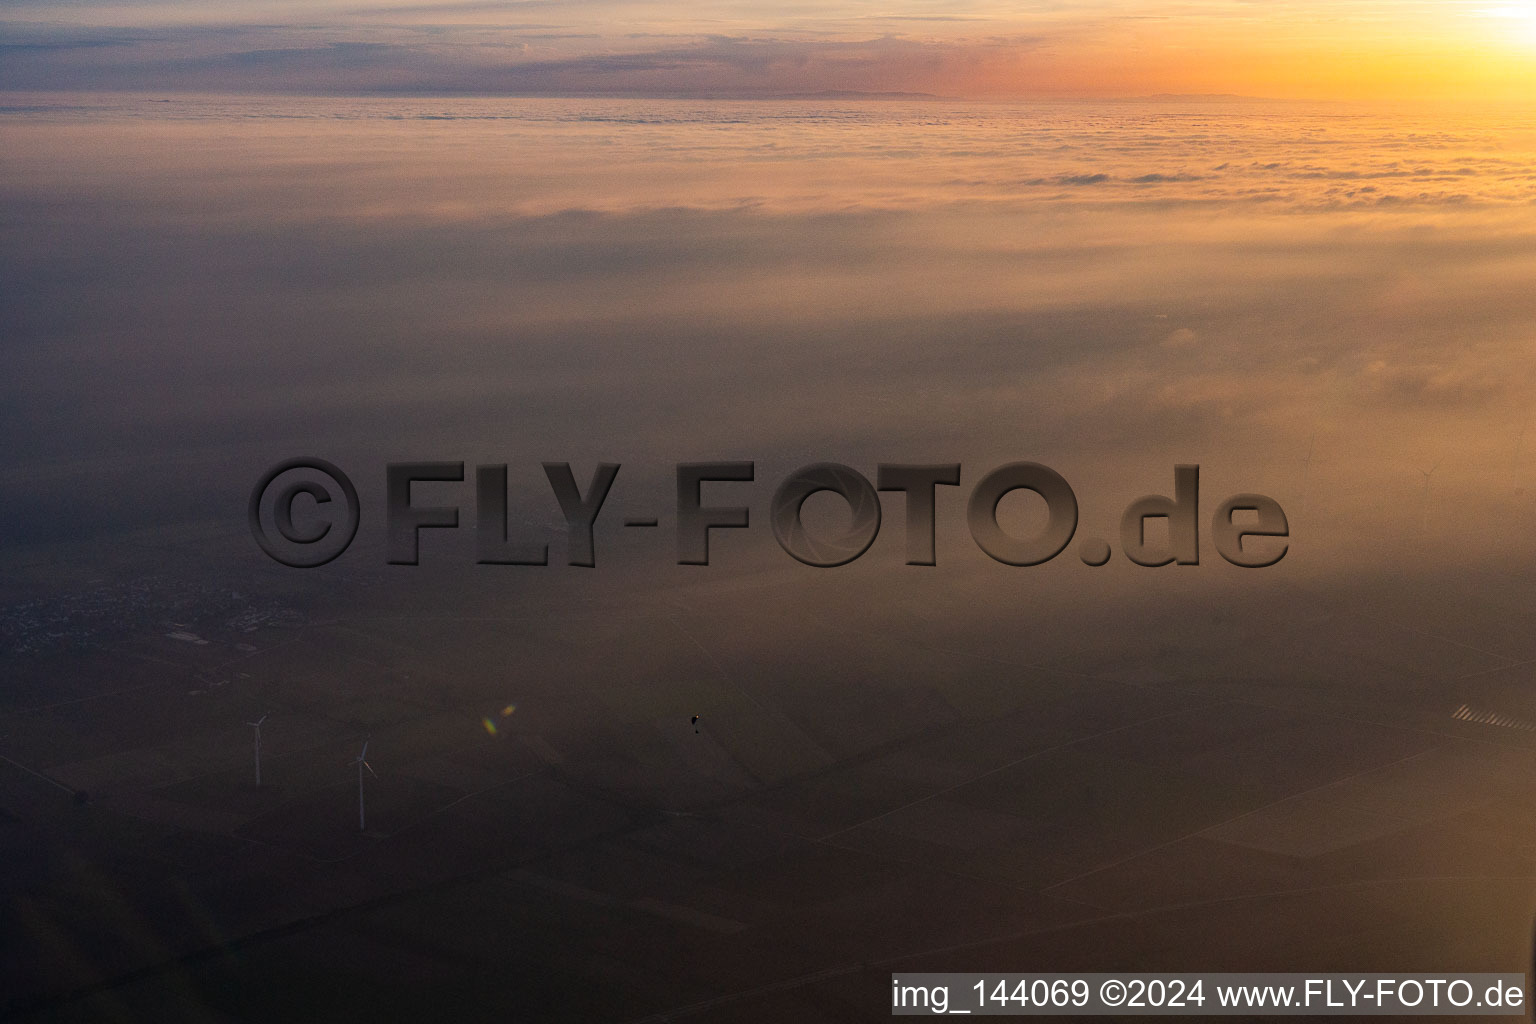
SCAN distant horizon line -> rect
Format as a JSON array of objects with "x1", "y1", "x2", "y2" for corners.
[
  {"x1": 7, "y1": 87, "x2": 1536, "y2": 107},
  {"x1": 0, "y1": 87, "x2": 1499, "y2": 104}
]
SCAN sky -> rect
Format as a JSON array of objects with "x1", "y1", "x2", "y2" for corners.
[{"x1": 3, "y1": 0, "x2": 1536, "y2": 99}]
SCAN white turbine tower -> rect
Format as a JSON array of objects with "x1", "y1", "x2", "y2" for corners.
[
  {"x1": 353, "y1": 740, "x2": 376, "y2": 832},
  {"x1": 246, "y1": 713, "x2": 268, "y2": 788}
]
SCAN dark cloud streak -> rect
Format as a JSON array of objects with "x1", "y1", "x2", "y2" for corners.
[{"x1": 0, "y1": 23, "x2": 1041, "y2": 95}]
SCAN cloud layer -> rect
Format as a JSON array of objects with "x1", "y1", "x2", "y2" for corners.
[{"x1": 5, "y1": 94, "x2": 1536, "y2": 572}]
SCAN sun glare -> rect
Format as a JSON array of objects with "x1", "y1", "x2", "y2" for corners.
[
  {"x1": 1471, "y1": 2, "x2": 1536, "y2": 52},
  {"x1": 1481, "y1": 4, "x2": 1536, "y2": 29}
]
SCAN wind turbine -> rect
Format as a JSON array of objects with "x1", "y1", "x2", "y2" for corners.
[
  {"x1": 1418, "y1": 460, "x2": 1441, "y2": 533},
  {"x1": 246, "y1": 714, "x2": 268, "y2": 788},
  {"x1": 1513, "y1": 411, "x2": 1532, "y2": 495},
  {"x1": 353, "y1": 740, "x2": 376, "y2": 832}
]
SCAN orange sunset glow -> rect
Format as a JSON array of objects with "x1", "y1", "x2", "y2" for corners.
[{"x1": 1, "y1": 0, "x2": 1534, "y2": 99}]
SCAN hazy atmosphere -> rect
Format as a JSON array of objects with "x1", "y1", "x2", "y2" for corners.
[
  {"x1": 6, "y1": 2, "x2": 1536, "y2": 1020},
  {"x1": 6, "y1": 0, "x2": 1536, "y2": 99}
]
